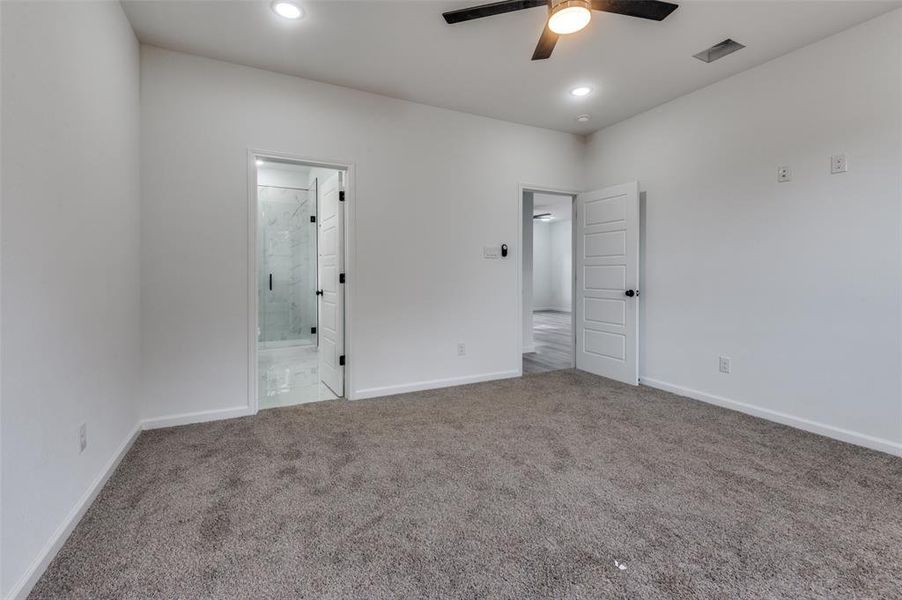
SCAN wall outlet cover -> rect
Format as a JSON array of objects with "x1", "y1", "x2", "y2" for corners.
[
  {"x1": 777, "y1": 166, "x2": 791, "y2": 183},
  {"x1": 457, "y1": 343, "x2": 466, "y2": 356},
  {"x1": 831, "y1": 153, "x2": 848, "y2": 174},
  {"x1": 719, "y1": 356, "x2": 731, "y2": 374}
]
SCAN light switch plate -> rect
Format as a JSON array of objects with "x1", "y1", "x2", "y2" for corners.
[
  {"x1": 831, "y1": 153, "x2": 848, "y2": 174},
  {"x1": 483, "y1": 245, "x2": 500, "y2": 259}
]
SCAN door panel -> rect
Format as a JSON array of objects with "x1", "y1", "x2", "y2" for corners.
[
  {"x1": 585, "y1": 298, "x2": 625, "y2": 326},
  {"x1": 576, "y1": 182, "x2": 639, "y2": 385},
  {"x1": 317, "y1": 172, "x2": 345, "y2": 396}
]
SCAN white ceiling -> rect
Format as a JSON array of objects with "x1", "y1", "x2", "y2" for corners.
[
  {"x1": 122, "y1": 0, "x2": 901, "y2": 134},
  {"x1": 533, "y1": 192, "x2": 573, "y2": 221}
]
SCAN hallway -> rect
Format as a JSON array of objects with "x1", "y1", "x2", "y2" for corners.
[{"x1": 522, "y1": 310, "x2": 573, "y2": 374}]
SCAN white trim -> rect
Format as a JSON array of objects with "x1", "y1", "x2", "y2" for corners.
[
  {"x1": 522, "y1": 344, "x2": 536, "y2": 354},
  {"x1": 6, "y1": 425, "x2": 141, "y2": 600},
  {"x1": 354, "y1": 370, "x2": 520, "y2": 401},
  {"x1": 641, "y1": 377, "x2": 902, "y2": 458},
  {"x1": 246, "y1": 149, "x2": 356, "y2": 406},
  {"x1": 246, "y1": 151, "x2": 258, "y2": 415},
  {"x1": 140, "y1": 406, "x2": 253, "y2": 430}
]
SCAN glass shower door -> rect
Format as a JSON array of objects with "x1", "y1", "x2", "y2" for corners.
[{"x1": 257, "y1": 185, "x2": 317, "y2": 348}]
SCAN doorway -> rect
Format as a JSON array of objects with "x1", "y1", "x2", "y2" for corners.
[
  {"x1": 522, "y1": 190, "x2": 575, "y2": 374},
  {"x1": 520, "y1": 182, "x2": 641, "y2": 384},
  {"x1": 253, "y1": 156, "x2": 347, "y2": 409}
]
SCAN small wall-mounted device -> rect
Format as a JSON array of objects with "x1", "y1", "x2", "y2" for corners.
[{"x1": 501, "y1": 243, "x2": 508, "y2": 258}]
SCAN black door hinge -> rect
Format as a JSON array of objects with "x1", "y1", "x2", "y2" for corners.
[
  {"x1": 339, "y1": 355, "x2": 346, "y2": 366},
  {"x1": 339, "y1": 190, "x2": 345, "y2": 202},
  {"x1": 339, "y1": 273, "x2": 345, "y2": 284},
  {"x1": 310, "y1": 327, "x2": 317, "y2": 334},
  {"x1": 310, "y1": 215, "x2": 316, "y2": 223}
]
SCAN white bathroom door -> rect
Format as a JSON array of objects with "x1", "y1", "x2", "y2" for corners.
[
  {"x1": 317, "y1": 172, "x2": 345, "y2": 397},
  {"x1": 575, "y1": 182, "x2": 639, "y2": 385}
]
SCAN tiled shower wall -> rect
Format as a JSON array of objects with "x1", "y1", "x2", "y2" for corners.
[{"x1": 258, "y1": 185, "x2": 316, "y2": 345}]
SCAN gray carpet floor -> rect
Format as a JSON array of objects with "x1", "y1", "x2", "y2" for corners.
[{"x1": 30, "y1": 370, "x2": 902, "y2": 599}]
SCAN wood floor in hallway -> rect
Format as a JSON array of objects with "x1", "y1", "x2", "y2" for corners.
[{"x1": 523, "y1": 310, "x2": 573, "y2": 374}]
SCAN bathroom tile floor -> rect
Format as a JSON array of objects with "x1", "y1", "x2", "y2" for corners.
[{"x1": 258, "y1": 344, "x2": 339, "y2": 409}]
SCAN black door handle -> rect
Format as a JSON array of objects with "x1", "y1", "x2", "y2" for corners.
[
  {"x1": 316, "y1": 289, "x2": 323, "y2": 296},
  {"x1": 624, "y1": 289, "x2": 636, "y2": 297},
  {"x1": 269, "y1": 274, "x2": 272, "y2": 291}
]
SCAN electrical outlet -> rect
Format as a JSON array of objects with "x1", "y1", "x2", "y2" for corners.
[
  {"x1": 831, "y1": 153, "x2": 848, "y2": 174},
  {"x1": 718, "y1": 356, "x2": 731, "y2": 374},
  {"x1": 78, "y1": 423, "x2": 87, "y2": 453},
  {"x1": 777, "y1": 166, "x2": 791, "y2": 183},
  {"x1": 457, "y1": 343, "x2": 466, "y2": 356}
]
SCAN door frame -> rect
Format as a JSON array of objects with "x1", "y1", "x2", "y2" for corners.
[
  {"x1": 517, "y1": 183, "x2": 580, "y2": 375},
  {"x1": 247, "y1": 149, "x2": 356, "y2": 412}
]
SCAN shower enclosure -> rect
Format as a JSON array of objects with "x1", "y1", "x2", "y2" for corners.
[{"x1": 257, "y1": 184, "x2": 317, "y2": 348}]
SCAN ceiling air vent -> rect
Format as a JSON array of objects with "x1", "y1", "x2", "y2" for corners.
[{"x1": 693, "y1": 39, "x2": 745, "y2": 63}]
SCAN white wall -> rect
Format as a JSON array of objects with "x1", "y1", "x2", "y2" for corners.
[
  {"x1": 257, "y1": 163, "x2": 310, "y2": 189},
  {"x1": 0, "y1": 2, "x2": 142, "y2": 597},
  {"x1": 140, "y1": 46, "x2": 584, "y2": 418},
  {"x1": 549, "y1": 220, "x2": 572, "y2": 311},
  {"x1": 533, "y1": 221, "x2": 553, "y2": 309},
  {"x1": 532, "y1": 219, "x2": 572, "y2": 312},
  {"x1": 584, "y1": 9, "x2": 902, "y2": 454}
]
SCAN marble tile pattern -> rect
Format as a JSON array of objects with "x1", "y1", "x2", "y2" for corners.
[
  {"x1": 258, "y1": 345, "x2": 338, "y2": 409},
  {"x1": 257, "y1": 185, "x2": 316, "y2": 344}
]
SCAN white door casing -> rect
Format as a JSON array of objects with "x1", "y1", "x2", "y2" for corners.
[
  {"x1": 317, "y1": 172, "x2": 345, "y2": 396},
  {"x1": 575, "y1": 182, "x2": 639, "y2": 385}
]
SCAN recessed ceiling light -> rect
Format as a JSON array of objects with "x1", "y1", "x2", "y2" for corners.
[
  {"x1": 272, "y1": 1, "x2": 303, "y2": 20},
  {"x1": 576, "y1": 114, "x2": 591, "y2": 123},
  {"x1": 570, "y1": 86, "x2": 592, "y2": 97},
  {"x1": 548, "y1": 0, "x2": 592, "y2": 35}
]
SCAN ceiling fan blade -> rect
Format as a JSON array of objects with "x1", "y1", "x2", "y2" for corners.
[
  {"x1": 590, "y1": 0, "x2": 678, "y2": 21},
  {"x1": 443, "y1": 0, "x2": 547, "y2": 24},
  {"x1": 531, "y1": 22, "x2": 558, "y2": 60}
]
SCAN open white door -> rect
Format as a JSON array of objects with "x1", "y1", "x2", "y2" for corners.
[
  {"x1": 317, "y1": 172, "x2": 345, "y2": 397},
  {"x1": 575, "y1": 182, "x2": 639, "y2": 385}
]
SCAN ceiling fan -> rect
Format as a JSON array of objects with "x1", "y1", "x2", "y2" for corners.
[{"x1": 443, "y1": 0, "x2": 679, "y2": 61}]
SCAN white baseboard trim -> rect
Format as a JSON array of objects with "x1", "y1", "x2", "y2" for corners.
[
  {"x1": 7, "y1": 404, "x2": 257, "y2": 599},
  {"x1": 140, "y1": 405, "x2": 254, "y2": 430},
  {"x1": 641, "y1": 377, "x2": 902, "y2": 458},
  {"x1": 523, "y1": 344, "x2": 536, "y2": 353},
  {"x1": 353, "y1": 370, "x2": 521, "y2": 400},
  {"x1": 6, "y1": 425, "x2": 141, "y2": 600}
]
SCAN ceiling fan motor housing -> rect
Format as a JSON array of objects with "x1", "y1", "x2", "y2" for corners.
[{"x1": 549, "y1": 0, "x2": 590, "y2": 12}]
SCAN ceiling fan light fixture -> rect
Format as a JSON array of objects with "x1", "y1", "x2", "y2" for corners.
[{"x1": 548, "y1": 0, "x2": 592, "y2": 35}]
